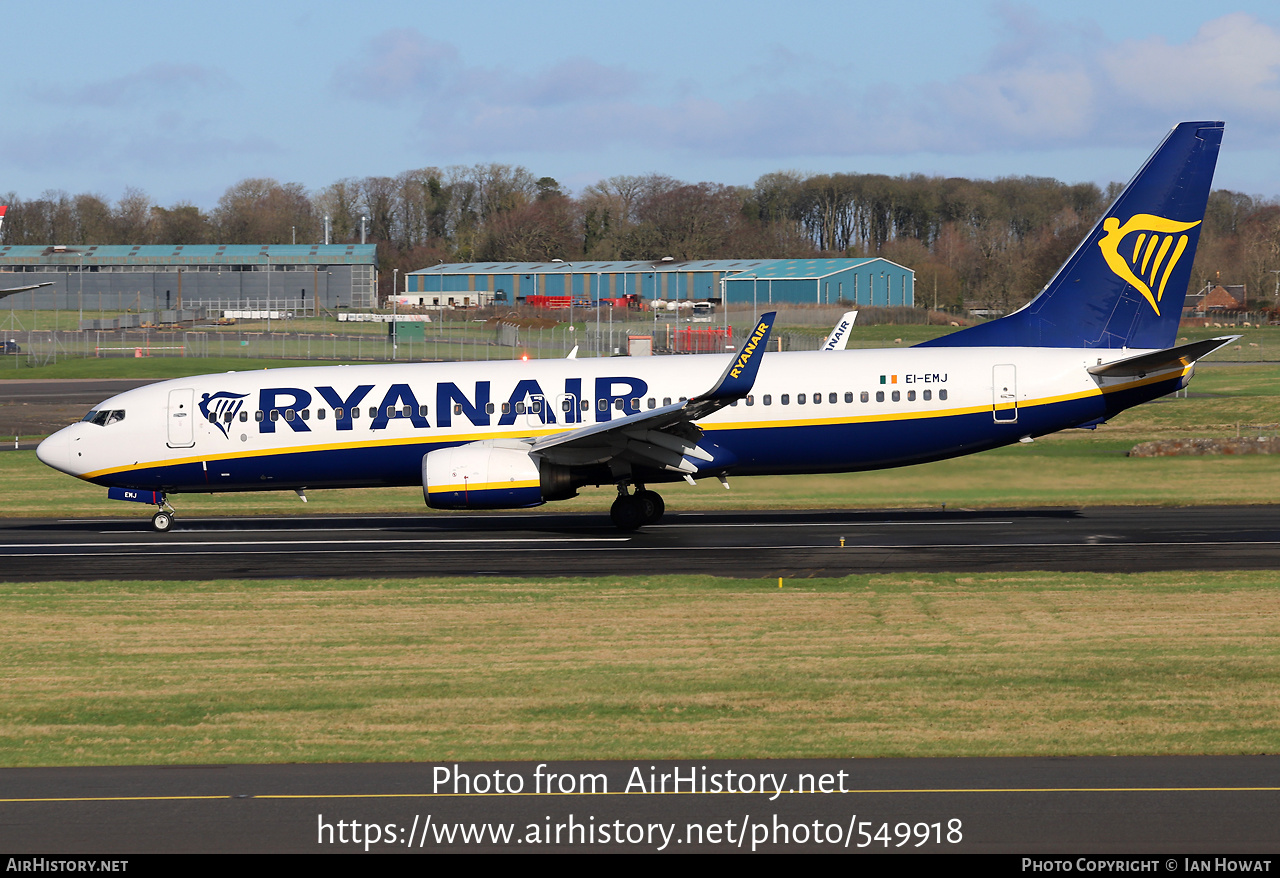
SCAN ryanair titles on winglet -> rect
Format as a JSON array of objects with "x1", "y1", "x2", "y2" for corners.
[
  {"x1": 728, "y1": 320, "x2": 770, "y2": 379},
  {"x1": 218, "y1": 376, "x2": 654, "y2": 436}
]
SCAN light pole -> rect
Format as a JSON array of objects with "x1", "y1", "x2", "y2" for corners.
[{"x1": 552, "y1": 258, "x2": 572, "y2": 330}]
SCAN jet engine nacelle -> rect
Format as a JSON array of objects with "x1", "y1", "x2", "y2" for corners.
[{"x1": 422, "y1": 441, "x2": 577, "y2": 509}]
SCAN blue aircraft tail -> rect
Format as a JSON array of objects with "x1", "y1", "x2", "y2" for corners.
[{"x1": 919, "y1": 121, "x2": 1224, "y2": 350}]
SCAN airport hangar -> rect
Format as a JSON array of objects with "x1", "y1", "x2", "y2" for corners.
[
  {"x1": 402, "y1": 257, "x2": 914, "y2": 309},
  {"x1": 0, "y1": 244, "x2": 379, "y2": 315}
]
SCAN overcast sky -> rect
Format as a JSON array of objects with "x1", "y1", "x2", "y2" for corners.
[{"x1": 5, "y1": 0, "x2": 1278, "y2": 207}]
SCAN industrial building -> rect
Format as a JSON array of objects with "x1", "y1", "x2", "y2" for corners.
[
  {"x1": 403, "y1": 257, "x2": 913, "y2": 309},
  {"x1": 0, "y1": 244, "x2": 379, "y2": 313}
]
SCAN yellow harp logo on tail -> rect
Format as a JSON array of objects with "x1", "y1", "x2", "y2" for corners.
[{"x1": 1097, "y1": 214, "x2": 1201, "y2": 316}]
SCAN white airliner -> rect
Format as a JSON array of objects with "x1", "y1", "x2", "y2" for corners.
[{"x1": 38, "y1": 122, "x2": 1233, "y2": 532}]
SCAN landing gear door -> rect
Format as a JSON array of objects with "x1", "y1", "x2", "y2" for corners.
[
  {"x1": 992, "y1": 364, "x2": 1018, "y2": 423},
  {"x1": 167, "y1": 388, "x2": 196, "y2": 448}
]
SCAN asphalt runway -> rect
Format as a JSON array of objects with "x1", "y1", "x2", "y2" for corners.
[
  {"x1": 1, "y1": 505, "x2": 1278, "y2": 581},
  {"x1": 4, "y1": 757, "x2": 1279, "y2": 853}
]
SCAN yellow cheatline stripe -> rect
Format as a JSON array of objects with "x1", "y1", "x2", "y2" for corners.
[
  {"x1": 79, "y1": 368, "x2": 1186, "y2": 482},
  {"x1": 429, "y1": 479, "x2": 540, "y2": 493},
  {"x1": 4, "y1": 783, "x2": 1278, "y2": 804}
]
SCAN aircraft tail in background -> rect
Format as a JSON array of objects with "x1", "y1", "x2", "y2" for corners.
[{"x1": 920, "y1": 121, "x2": 1224, "y2": 351}]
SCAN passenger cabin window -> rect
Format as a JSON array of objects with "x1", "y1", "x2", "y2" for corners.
[
  {"x1": 781, "y1": 394, "x2": 790, "y2": 405},
  {"x1": 797, "y1": 393, "x2": 806, "y2": 405},
  {"x1": 239, "y1": 411, "x2": 249, "y2": 422},
  {"x1": 891, "y1": 391, "x2": 900, "y2": 402},
  {"x1": 663, "y1": 397, "x2": 672, "y2": 406},
  {"x1": 923, "y1": 390, "x2": 931, "y2": 401},
  {"x1": 335, "y1": 407, "x2": 344, "y2": 419},
  {"x1": 763, "y1": 394, "x2": 772, "y2": 405},
  {"x1": 939, "y1": 389, "x2": 948, "y2": 400},
  {"x1": 831, "y1": 393, "x2": 839, "y2": 404},
  {"x1": 811, "y1": 393, "x2": 820, "y2": 405},
  {"x1": 861, "y1": 392, "x2": 869, "y2": 403},
  {"x1": 256, "y1": 411, "x2": 265, "y2": 422},
  {"x1": 875, "y1": 391, "x2": 884, "y2": 403}
]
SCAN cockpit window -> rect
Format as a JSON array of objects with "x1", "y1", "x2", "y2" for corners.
[{"x1": 83, "y1": 409, "x2": 125, "y2": 426}]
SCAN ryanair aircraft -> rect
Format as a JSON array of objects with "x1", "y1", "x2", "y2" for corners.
[{"x1": 38, "y1": 122, "x2": 1232, "y2": 532}]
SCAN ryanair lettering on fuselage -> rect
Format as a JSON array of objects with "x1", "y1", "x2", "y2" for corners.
[{"x1": 248, "y1": 376, "x2": 652, "y2": 435}]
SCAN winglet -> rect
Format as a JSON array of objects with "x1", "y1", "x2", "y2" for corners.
[
  {"x1": 821, "y1": 310, "x2": 858, "y2": 351},
  {"x1": 698, "y1": 312, "x2": 775, "y2": 401}
]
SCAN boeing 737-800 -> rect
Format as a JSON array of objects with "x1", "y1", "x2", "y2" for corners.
[{"x1": 38, "y1": 122, "x2": 1232, "y2": 532}]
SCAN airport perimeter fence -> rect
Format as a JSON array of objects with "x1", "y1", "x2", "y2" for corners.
[
  {"x1": 7, "y1": 318, "x2": 1280, "y2": 369},
  {"x1": 4, "y1": 321, "x2": 839, "y2": 368}
]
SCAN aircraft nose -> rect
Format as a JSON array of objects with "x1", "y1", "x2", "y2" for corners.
[{"x1": 36, "y1": 429, "x2": 74, "y2": 475}]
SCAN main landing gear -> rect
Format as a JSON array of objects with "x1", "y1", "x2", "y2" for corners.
[{"x1": 610, "y1": 485, "x2": 665, "y2": 531}]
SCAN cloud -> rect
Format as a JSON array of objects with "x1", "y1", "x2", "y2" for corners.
[
  {"x1": 1101, "y1": 13, "x2": 1280, "y2": 121},
  {"x1": 336, "y1": 29, "x2": 460, "y2": 102},
  {"x1": 337, "y1": 12, "x2": 1280, "y2": 163},
  {"x1": 0, "y1": 118, "x2": 278, "y2": 177},
  {"x1": 335, "y1": 28, "x2": 638, "y2": 108},
  {"x1": 30, "y1": 63, "x2": 235, "y2": 108}
]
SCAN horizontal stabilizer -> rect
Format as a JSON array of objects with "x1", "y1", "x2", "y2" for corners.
[{"x1": 1088, "y1": 336, "x2": 1239, "y2": 377}]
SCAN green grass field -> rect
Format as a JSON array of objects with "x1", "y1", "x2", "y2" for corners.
[
  {"x1": 3, "y1": 570, "x2": 1279, "y2": 766},
  {"x1": 1, "y1": 360, "x2": 1276, "y2": 768}
]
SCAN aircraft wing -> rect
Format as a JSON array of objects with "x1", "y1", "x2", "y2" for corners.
[
  {"x1": 1087, "y1": 336, "x2": 1238, "y2": 378},
  {"x1": 0, "y1": 281, "x2": 53, "y2": 298},
  {"x1": 529, "y1": 312, "x2": 776, "y2": 474}
]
